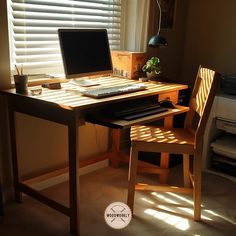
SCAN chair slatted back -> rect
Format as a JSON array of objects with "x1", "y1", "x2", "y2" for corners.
[{"x1": 184, "y1": 66, "x2": 220, "y2": 142}]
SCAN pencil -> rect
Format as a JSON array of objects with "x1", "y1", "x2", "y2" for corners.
[
  {"x1": 20, "y1": 64, "x2": 23, "y2": 75},
  {"x1": 15, "y1": 64, "x2": 20, "y2": 75}
]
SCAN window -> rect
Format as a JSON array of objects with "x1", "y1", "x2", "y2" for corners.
[{"x1": 7, "y1": 0, "x2": 122, "y2": 79}]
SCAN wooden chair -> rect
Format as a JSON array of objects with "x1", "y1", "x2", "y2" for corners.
[{"x1": 127, "y1": 66, "x2": 221, "y2": 221}]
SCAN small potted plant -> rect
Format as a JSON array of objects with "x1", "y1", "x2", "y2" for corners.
[{"x1": 142, "y1": 57, "x2": 161, "y2": 80}]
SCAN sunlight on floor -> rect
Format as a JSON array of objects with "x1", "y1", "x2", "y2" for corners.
[
  {"x1": 144, "y1": 208, "x2": 190, "y2": 231},
  {"x1": 203, "y1": 209, "x2": 236, "y2": 225},
  {"x1": 166, "y1": 192, "x2": 194, "y2": 205},
  {"x1": 141, "y1": 197, "x2": 155, "y2": 205},
  {"x1": 142, "y1": 190, "x2": 236, "y2": 230},
  {"x1": 151, "y1": 192, "x2": 179, "y2": 204},
  {"x1": 141, "y1": 191, "x2": 235, "y2": 231}
]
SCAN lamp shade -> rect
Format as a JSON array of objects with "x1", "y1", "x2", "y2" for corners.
[
  {"x1": 148, "y1": 0, "x2": 167, "y2": 48},
  {"x1": 148, "y1": 34, "x2": 167, "y2": 48}
]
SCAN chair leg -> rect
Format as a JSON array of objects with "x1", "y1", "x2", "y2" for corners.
[
  {"x1": 127, "y1": 143, "x2": 139, "y2": 213},
  {"x1": 193, "y1": 153, "x2": 202, "y2": 221},
  {"x1": 159, "y1": 152, "x2": 169, "y2": 184},
  {"x1": 183, "y1": 154, "x2": 191, "y2": 187}
]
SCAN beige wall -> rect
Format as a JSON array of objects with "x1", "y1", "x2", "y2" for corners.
[
  {"x1": 1, "y1": 110, "x2": 109, "y2": 187},
  {"x1": 182, "y1": 0, "x2": 236, "y2": 87},
  {"x1": 15, "y1": 113, "x2": 109, "y2": 179},
  {"x1": 147, "y1": 0, "x2": 188, "y2": 82}
]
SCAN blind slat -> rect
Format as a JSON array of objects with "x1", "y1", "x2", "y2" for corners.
[
  {"x1": 12, "y1": 3, "x2": 121, "y2": 14},
  {"x1": 13, "y1": 11, "x2": 121, "y2": 19},
  {"x1": 12, "y1": 0, "x2": 121, "y2": 7},
  {"x1": 13, "y1": 19, "x2": 121, "y2": 27},
  {"x1": 8, "y1": 0, "x2": 122, "y2": 77}
]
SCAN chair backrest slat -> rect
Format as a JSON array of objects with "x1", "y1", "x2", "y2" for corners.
[{"x1": 184, "y1": 66, "x2": 221, "y2": 141}]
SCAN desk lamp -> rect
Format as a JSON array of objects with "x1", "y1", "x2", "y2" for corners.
[{"x1": 148, "y1": 0, "x2": 167, "y2": 47}]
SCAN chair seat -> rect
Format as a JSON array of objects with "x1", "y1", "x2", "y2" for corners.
[{"x1": 130, "y1": 125, "x2": 195, "y2": 154}]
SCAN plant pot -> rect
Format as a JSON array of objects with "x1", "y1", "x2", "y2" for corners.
[{"x1": 146, "y1": 71, "x2": 158, "y2": 80}]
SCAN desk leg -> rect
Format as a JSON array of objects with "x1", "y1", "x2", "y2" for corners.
[
  {"x1": 8, "y1": 108, "x2": 22, "y2": 202},
  {"x1": 159, "y1": 116, "x2": 173, "y2": 184},
  {"x1": 111, "y1": 129, "x2": 121, "y2": 168},
  {"x1": 68, "y1": 114, "x2": 80, "y2": 235}
]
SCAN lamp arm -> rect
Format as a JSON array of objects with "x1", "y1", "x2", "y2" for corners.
[{"x1": 156, "y1": 0, "x2": 162, "y2": 35}]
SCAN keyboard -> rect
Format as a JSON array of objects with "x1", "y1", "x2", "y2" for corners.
[
  {"x1": 114, "y1": 105, "x2": 168, "y2": 120},
  {"x1": 114, "y1": 103, "x2": 161, "y2": 117},
  {"x1": 105, "y1": 101, "x2": 168, "y2": 120},
  {"x1": 80, "y1": 83, "x2": 146, "y2": 98}
]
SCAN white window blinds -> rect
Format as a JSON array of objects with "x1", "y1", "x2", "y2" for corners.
[{"x1": 8, "y1": 0, "x2": 122, "y2": 76}]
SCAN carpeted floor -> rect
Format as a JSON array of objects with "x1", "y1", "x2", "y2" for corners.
[{"x1": 0, "y1": 164, "x2": 236, "y2": 236}]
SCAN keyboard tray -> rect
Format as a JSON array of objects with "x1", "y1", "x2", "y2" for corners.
[{"x1": 86, "y1": 105, "x2": 189, "y2": 129}]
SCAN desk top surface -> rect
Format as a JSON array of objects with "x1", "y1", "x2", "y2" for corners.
[{"x1": 2, "y1": 76, "x2": 187, "y2": 111}]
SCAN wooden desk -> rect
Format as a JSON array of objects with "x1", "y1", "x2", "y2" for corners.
[{"x1": 1, "y1": 77, "x2": 188, "y2": 235}]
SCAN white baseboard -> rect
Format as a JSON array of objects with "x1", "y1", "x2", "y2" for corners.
[{"x1": 3, "y1": 159, "x2": 109, "y2": 201}]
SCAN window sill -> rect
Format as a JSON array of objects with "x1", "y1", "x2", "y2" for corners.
[{"x1": 11, "y1": 77, "x2": 67, "y2": 88}]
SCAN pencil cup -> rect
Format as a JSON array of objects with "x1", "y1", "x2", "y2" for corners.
[{"x1": 14, "y1": 75, "x2": 28, "y2": 94}]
